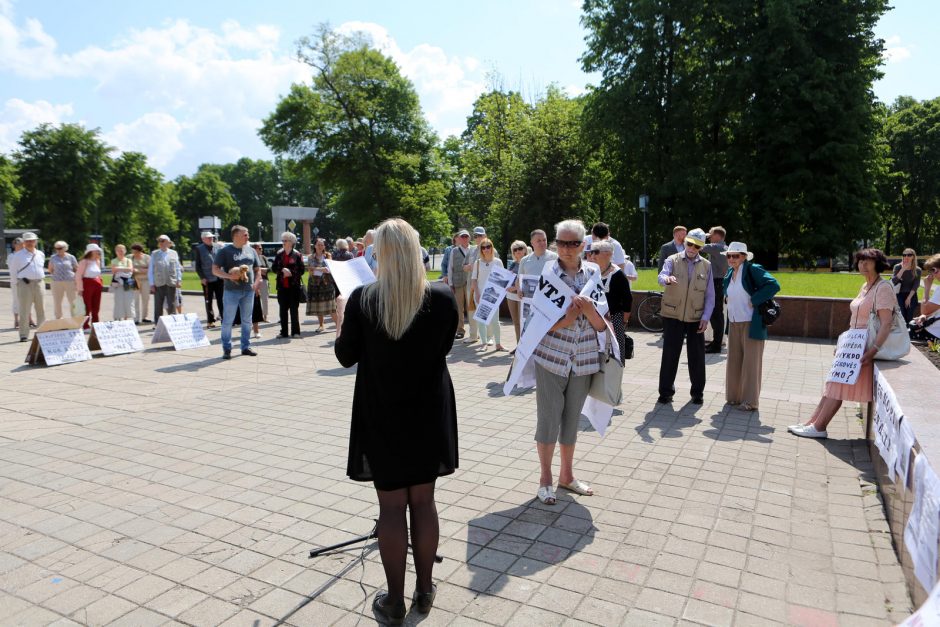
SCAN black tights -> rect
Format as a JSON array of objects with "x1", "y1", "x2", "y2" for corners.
[{"x1": 375, "y1": 481, "x2": 439, "y2": 604}]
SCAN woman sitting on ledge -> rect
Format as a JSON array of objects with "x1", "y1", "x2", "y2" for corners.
[{"x1": 789, "y1": 248, "x2": 895, "y2": 439}]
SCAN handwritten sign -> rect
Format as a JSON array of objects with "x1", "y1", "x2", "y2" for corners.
[
  {"x1": 873, "y1": 367, "x2": 903, "y2": 482},
  {"x1": 473, "y1": 267, "x2": 516, "y2": 327},
  {"x1": 152, "y1": 313, "x2": 210, "y2": 351},
  {"x1": 826, "y1": 329, "x2": 868, "y2": 385},
  {"x1": 36, "y1": 329, "x2": 93, "y2": 366},
  {"x1": 906, "y1": 454, "x2": 940, "y2": 592},
  {"x1": 89, "y1": 320, "x2": 144, "y2": 356}
]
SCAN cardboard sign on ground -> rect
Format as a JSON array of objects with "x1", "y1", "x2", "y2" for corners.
[
  {"x1": 24, "y1": 317, "x2": 92, "y2": 366},
  {"x1": 88, "y1": 320, "x2": 144, "y2": 356},
  {"x1": 151, "y1": 313, "x2": 210, "y2": 351}
]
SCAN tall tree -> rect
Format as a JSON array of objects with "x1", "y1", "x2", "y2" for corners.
[
  {"x1": 170, "y1": 170, "x2": 239, "y2": 241},
  {"x1": 13, "y1": 123, "x2": 111, "y2": 245},
  {"x1": 259, "y1": 25, "x2": 451, "y2": 240},
  {"x1": 98, "y1": 152, "x2": 169, "y2": 248},
  {"x1": 0, "y1": 154, "x2": 19, "y2": 213}
]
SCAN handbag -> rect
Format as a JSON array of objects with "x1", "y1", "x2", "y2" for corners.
[
  {"x1": 757, "y1": 299, "x2": 782, "y2": 326},
  {"x1": 623, "y1": 335, "x2": 634, "y2": 360},
  {"x1": 866, "y1": 282, "x2": 911, "y2": 360},
  {"x1": 589, "y1": 349, "x2": 624, "y2": 405}
]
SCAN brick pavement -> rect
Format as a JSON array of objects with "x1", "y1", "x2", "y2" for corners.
[{"x1": 0, "y1": 288, "x2": 913, "y2": 625}]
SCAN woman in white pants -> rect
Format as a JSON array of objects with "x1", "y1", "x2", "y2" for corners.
[
  {"x1": 469, "y1": 238, "x2": 505, "y2": 351},
  {"x1": 48, "y1": 241, "x2": 78, "y2": 319},
  {"x1": 111, "y1": 244, "x2": 136, "y2": 321}
]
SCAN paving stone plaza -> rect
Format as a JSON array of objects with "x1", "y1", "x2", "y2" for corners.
[{"x1": 0, "y1": 289, "x2": 915, "y2": 626}]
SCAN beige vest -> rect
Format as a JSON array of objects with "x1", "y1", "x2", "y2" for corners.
[{"x1": 661, "y1": 253, "x2": 711, "y2": 323}]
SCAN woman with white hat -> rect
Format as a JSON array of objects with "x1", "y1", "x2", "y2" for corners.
[
  {"x1": 721, "y1": 242, "x2": 780, "y2": 411},
  {"x1": 76, "y1": 243, "x2": 104, "y2": 328}
]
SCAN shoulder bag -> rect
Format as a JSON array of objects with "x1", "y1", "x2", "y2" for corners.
[
  {"x1": 866, "y1": 281, "x2": 910, "y2": 360},
  {"x1": 589, "y1": 346, "x2": 624, "y2": 406},
  {"x1": 746, "y1": 263, "x2": 782, "y2": 326}
]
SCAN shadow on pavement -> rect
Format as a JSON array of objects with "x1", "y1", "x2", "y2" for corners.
[
  {"x1": 154, "y1": 357, "x2": 226, "y2": 373},
  {"x1": 466, "y1": 499, "x2": 595, "y2": 595},
  {"x1": 702, "y1": 409, "x2": 775, "y2": 443},
  {"x1": 635, "y1": 405, "x2": 703, "y2": 442}
]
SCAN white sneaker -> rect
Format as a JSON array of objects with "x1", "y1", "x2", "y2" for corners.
[
  {"x1": 252, "y1": 331, "x2": 261, "y2": 339},
  {"x1": 792, "y1": 424, "x2": 827, "y2": 439},
  {"x1": 486, "y1": 339, "x2": 495, "y2": 346},
  {"x1": 787, "y1": 424, "x2": 805, "y2": 433}
]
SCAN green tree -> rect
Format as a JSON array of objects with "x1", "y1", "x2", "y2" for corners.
[
  {"x1": 170, "y1": 170, "x2": 239, "y2": 240},
  {"x1": 131, "y1": 185, "x2": 178, "y2": 249},
  {"x1": 98, "y1": 152, "x2": 170, "y2": 248},
  {"x1": 0, "y1": 154, "x2": 19, "y2": 212},
  {"x1": 13, "y1": 123, "x2": 111, "y2": 245},
  {"x1": 879, "y1": 96, "x2": 940, "y2": 253},
  {"x1": 260, "y1": 25, "x2": 451, "y2": 240}
]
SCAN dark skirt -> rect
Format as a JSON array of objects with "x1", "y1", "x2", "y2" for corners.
[
  {"x1": 306, "y1": 274, "x2": 336, "y2": 316},
  {"x1": 233, "y1": 294, "x2": 263, "y2": 324}
]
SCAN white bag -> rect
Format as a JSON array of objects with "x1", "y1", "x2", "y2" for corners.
[{"x1": 867, "y1": 283, "x2": 910, "y2": 360}]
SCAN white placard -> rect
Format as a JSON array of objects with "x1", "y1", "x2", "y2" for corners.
[
  {"x1": 518, "y1": 274, "x2": 539, "y2": 299},
  {"x1": 36, "y1": 329, "x2": 92, "y2": 366},
  {"x1": 826, "y1": 329, "x2": 868, "y2": 385},
  {"x1": 901, "y1": 576, "x2": 940, "y2": 626},
  {"x1": 325, "y1": 256, "x2": 375, "y2": 296},
  {"x1": 873, "y1": 367, "x2": 903, "y2": 482},
  {"x1": 898, "y1": 420, "x2": 916, "y2": 489},
  {"x1": 906, "y1": 454, "x2": 940, "y2": 592},
  {"x1": 151, "y1": 313, "x2": 210, "y2": 351},
  {"x1": 473, "y1": 267, "x2": 516, "y2": 327},
  {"x1": 90, "y1": 320, "x2": 144, "y2": 356}
]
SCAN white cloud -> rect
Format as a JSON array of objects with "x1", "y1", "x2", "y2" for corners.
[
  {"x1": 0, "y1": 98, "x2": 74, "y2": 152},
  {"x1": 337, "y1": 21, "x2": 485, "y2": 131},
  {"x1": 883, "y1": 35, "x2": 912, "y2": 63},
  {"x1": 102, "y1": 112, "x2": 185, "y2": 169}
]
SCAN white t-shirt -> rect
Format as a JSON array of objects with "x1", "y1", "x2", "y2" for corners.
[
  {"x1": 583, "y1": 235, "x2": 626, "y2": 266},
  {"x1": 622, "y1": 259, "x2": 638, "y2": 282},
  {"x1": 471, "y1": 258, "x2": 504, "y2": 290},
  {"x1": 926, "y1": 288, "x2": 940, "y2": 337},
  {"x1": 726, "y1": 270, "x2": 754, "y2": 323}
]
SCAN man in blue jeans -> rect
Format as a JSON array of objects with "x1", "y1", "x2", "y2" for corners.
[{"x1": 212, "y1": 224, "x2": 261, "y2": 359}]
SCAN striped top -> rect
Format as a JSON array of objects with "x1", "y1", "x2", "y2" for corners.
[{"x1": 532, "y1": 260, "x2": 601, "y2": 377}]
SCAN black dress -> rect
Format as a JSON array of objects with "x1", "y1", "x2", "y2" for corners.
[
  {"x1": 604, "y1": 268, "x2": 633, "y2": 362},
  {"x1": 336, "y1": 282, "x2": 459, "y2": 490}
]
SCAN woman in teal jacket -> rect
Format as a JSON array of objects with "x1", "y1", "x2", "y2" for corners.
[{"x1": 721, "y1": 242, "x2": 780, "y2": 411}]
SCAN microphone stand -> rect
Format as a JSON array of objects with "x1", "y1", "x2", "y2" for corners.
[{"x1": 308, "y1": 520, "x2": 443, "y2": 563}]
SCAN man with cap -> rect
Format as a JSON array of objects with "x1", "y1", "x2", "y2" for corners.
[
  {"x1": 447, "y1": 229, "x2": 472, "y2": 339},
  {"x1": 9, "y1": 232, "x2": 45, "y2": 341},
  {"x1": 148, "y1": 234, "x2": 182, "y2": 326},
  {"x1": 701, "y1": 226, "x2": 729, "y2": 353},
  {"x1": 657, "y1": 227, "x2": 715, "y2": 404},
  {"x1": 658, "y1": 225, "x2": 687, "y2": 272},
  {"x1": 194, "y1": 231, "x2": 223, "y2": 328}
]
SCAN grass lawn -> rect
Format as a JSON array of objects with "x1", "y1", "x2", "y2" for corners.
[{"x1": 632, "y1": 269, "x2": 906, "y2": 299}]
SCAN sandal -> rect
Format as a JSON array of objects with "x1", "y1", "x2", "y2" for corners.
[
  {"x1": 372, "y1": 592, "x2": 406, "y2": 625},
  {"x1": 536, "y1": 485, "x2": 556, "y2": 505},
  {"x1": 739, "y1": 403, "x2": 757, "y2": 411},
  {"x1": 558, "y1": 479, "x2": 594, "y2": 496}
]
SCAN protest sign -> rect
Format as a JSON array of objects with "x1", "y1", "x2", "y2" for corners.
[
  {"x1": 35, "y1": 329, "x2": 92, "y2": 366},
  {"x1": 152, "y1": 314, "x2": 210, "y2": 351},
  {"x1": 906, "y1": 454, "x2": 940, "y2": 592},
  {"x1": 898, "y1": 420, "x2": 916, "y2": 489},
  {"x1": 473, "y1": 267, "x2": 516, "y2": 327},
  {"x1": 826, "y1": 329, "x2": 868, "y2": 385},
  {"x1": 873, "y1": 367, "x2": 903, "y2": 482},
  {"x1": 901, "y1": 575, "x2": 940, "y2": 626},
  {"x1": 325, "y1": 256, "x2": 375, "y2": 296},
  {"x1": 88, "y1": 320, "x2": 144, "y2": 356}
]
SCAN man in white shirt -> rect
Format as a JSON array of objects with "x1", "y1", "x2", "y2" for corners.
[
  {"x1": 10, "y1": 232, "x2": 46, "y2": 341},
  {"x1": 582, "y1": 222, "x2": 626, "y2": 269}
]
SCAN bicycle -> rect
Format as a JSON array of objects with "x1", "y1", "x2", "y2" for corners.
[{"x1": 636, "y1": 291, "x2": 664, "y2": 332}]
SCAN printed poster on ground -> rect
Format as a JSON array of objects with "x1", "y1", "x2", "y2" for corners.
[{"x1": 873, "y1": 367, "x2": 903, "y2": 482}]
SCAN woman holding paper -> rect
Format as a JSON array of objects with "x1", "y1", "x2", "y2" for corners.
[
  {"x1": 306, "y1": 238, "x2": 336, "y2": 333},
  {"x1": 332, "y1": 238, "x2": 355, "y2": 338},
  {"x1": 76, "y1": 244, "x2": 104, "y2": 329},
  {"x1": 470, "y1": 238, "x2": 506, "y2": 351},
  {"x1": 505, "y1": 240, "x2": 527, "y2": 342},
  {"x1": 790, "y1": 248, "x2": 895, "y2": 438},
  {"x1": 336, "y1": 218, "x2": 458, "y2": 622},
  {"x1": 591, "y1": 240, "x2": 633, "y2": 361},
  {"x1": 533, "y1": 219, "x2": 607, "y2": 504},
  {"x1": 272, "y1": 233, "x2": 305, "y2": 339},
  {"x1": 111, "y1": 244, "x2": 136, "y2": 321}
]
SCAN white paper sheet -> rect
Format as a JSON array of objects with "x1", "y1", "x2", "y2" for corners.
[
  {"x1": 873, "y1": 367, "x2": 903, "y2": 482},
  {"x1": 901, "y1": 575, "x2": 940, "y2": 625},
  {"x1": 91, "y1": 320, "x2": 144, "y2": 356},
  {"x1": 151, "y1": 313, "x2": 210, "y2": 351},
  {"x1": 826, "y1": 328, "x2": 868, "y2": 385},
  {"x1": 325, "y1": 256, "x2": 376, "y2": 296},
  {"x1": 906, "y1": 454, "x2": 940, "y2": 592},
  {"x1": 36, "y1": 329, "x2": 92, "y2": 366},
  {"x1": 473, "y1": 267, "x2": 516, "y2": 327},
  {"x1": 897, "y1": 420, "x2": 916, "y2": 489}
]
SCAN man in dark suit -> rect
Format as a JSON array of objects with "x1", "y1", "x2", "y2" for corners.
[
  {"x1": 701, "y1": 226, "x2": 729, "y2": 353},
  {"x1": 657, "y1": 225, "x2": 687, "y2": 272}
]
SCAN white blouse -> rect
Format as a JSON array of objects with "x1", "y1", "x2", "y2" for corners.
[{"x1": 726, "y1": 269, "x2": 754, "y2": 323}]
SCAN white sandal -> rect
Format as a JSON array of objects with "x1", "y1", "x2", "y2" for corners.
[
  {"x1": 558, "y1": 479, "x2": 594, "y2": 496},
  {"x1": 536, "y1": 485, "x2": 556, "y2": 505}
]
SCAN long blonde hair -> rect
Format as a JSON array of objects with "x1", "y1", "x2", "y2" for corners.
[{"x1": 362, "y1": 218, "x2": 428, "y2": 340}]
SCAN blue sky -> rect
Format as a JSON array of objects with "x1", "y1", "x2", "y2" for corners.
[{"x1": 0, "y1": 0, "x2": 936, "y2": 179}]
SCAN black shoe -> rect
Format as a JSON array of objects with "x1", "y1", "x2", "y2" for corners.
[
  {"x1": 241, "y1": 348, "x2": 257, "y2": 356},
  {"x1": 705, "y1": 345, "x2": 722, "y2": 354},
  {"x1": 20, "y1": 337, "x2": 28, "y2": 342},
  {"x1": 372, "y1": 592, "x2": 406, "y2": 625},
  {"x1": 142, "y1": 318, "x2": 152, "y2": 323},
  {"x1": 222, "y1": 350, "x2": 231, "y2": 360},
  {"x1": 455, "y1": 331, "x2": 465, "y2": 339},
  {"x1": 277, "y1": 333, "x2": 289, "y2": 339},
  {"x1": 657, "y1": 395, "x2": 673, "y2": 404},
  {"x1": 691, "y1": 395, "x2": 704, "y2": 404},
  {"x1": 291, "y1": 332, "x2": 301, "y2": 337},
  {"x1": 413, "y1": 584, "x2": 437, "y2": 614}
]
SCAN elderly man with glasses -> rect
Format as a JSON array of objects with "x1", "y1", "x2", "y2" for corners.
[{"x1": 656, "y1": 227, "x2": 715, "y2": 405}]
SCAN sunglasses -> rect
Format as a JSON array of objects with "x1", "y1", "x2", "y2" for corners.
[
  {"x1": 480, "y1": 245, "x2": 492, "y2": 250},
  {"x1": 903, "y1": 253, "x2": 914, "y2": 257},
  {"x1": 512, "y1": 248, "x2": 525, "y2": 253},
  {"x1": 686, "y1": 242, "x2": 702, "y2": 249},
  {"x1": 585, "y1": 250, "x2": 596, "y2": 255},
  {"x1": 458, "y1": 235, "x2": 469, "y2": 239},
  {"x1": 556, "y1": 239, "x2": 582, "y2": 248},
  {"x1": 726, "y1": 253, "x2": 742, "y2": 259}
]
